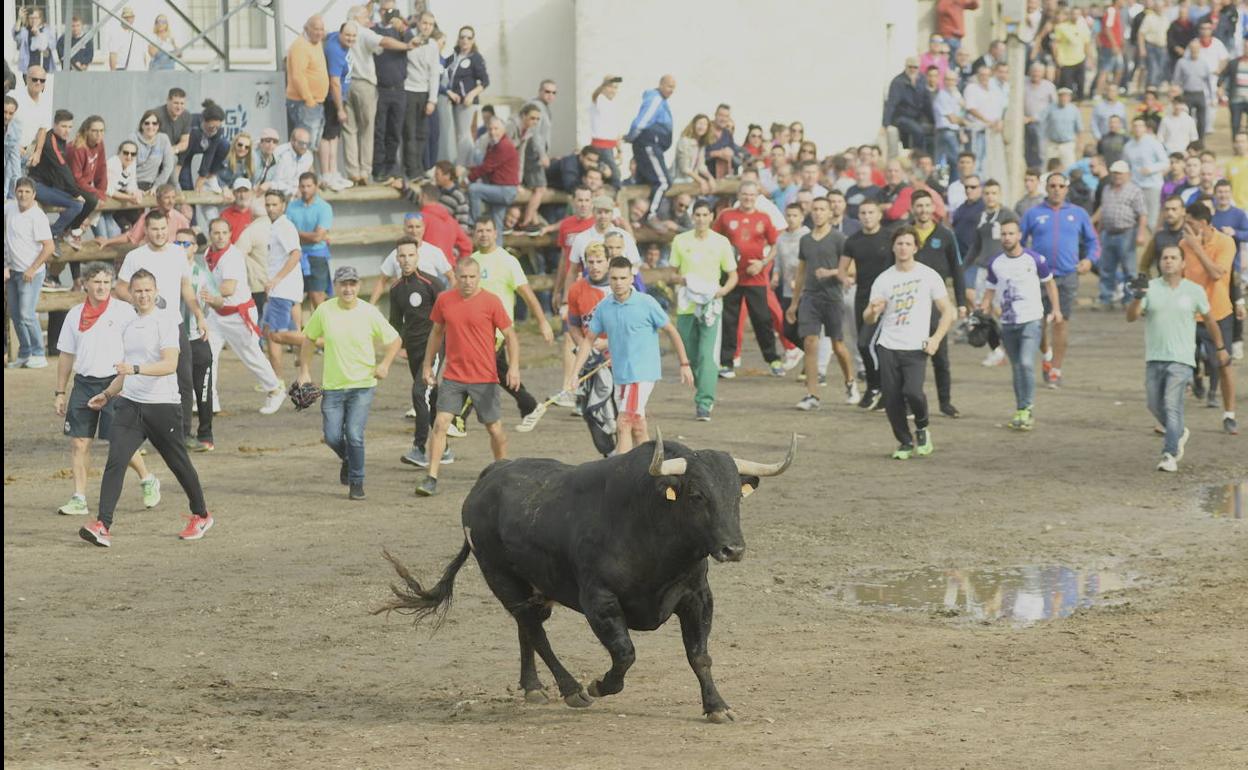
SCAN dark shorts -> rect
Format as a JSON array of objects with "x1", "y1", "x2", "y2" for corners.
[
  {"x1": 261, "y1": 296, "x2": 298, "y2": 334},
  {"x1": 64, "y1": 374, "x2": 117, "y2": 439},
  {"x1": 797, "y1": 290, "x2": 844, "y2": 340},
  {"x1": 1196, "y1": 315, "x2": 1234, "y2": 365},
  {"x1": 1042, "y1": 272, "x2": 1079, "y2": 319},
  {"x1": 322, "y1": 102, "x2": 343, "y2": 140},
  {"x1": 304, "y1": 255, "x2": 332, "y2": 295},
  {"x1": 523, "y1": 163, "x2": 547, "y2": 190},
  {"x1": 437, "y1": 378, "x2": 501, "y2": 424}
]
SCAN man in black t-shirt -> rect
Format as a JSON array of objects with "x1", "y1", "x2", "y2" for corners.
[
  {"x1": 838, "y1": 200, "x2": 893, "y2": 409},
  {"x1": 389, "y1": 238, "x2": 447, "y2": 469}
]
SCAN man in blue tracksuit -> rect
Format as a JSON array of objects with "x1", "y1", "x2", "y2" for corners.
[
  {"x1": 625, "y1": 75, "x2": 675, "y2": 225},
  {"x1": 1210, "y1": 180, "x2": 1246, "y2": 370},
  {"x1": 1020, "y1": 171, "x2": 1100, "y2": 389}
]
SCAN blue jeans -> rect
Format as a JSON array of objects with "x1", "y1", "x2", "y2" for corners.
[
  {"x1": 32, "y1": 182, "x2": 84, "y2": 238},
  {"x1": 6, "y1": 267, "x2": 46, "y2": 357},
  {"x1": 1098, "y1": 230, "x2": 1136, "y2": 305},
  {"x1": 969, "y1": 130, "x2": 986, "y2": 176},
  {"x1": 1000, "y1": 320, "x2": 1042, "y2": 410},
  {"x1": 468, "y1": 182, "x2": 517, "y2": 233},
  {"x1": 935, "y1": 128, "x2": 961, "y2": 180},
  {"x1": 321, "y1": 387, "x2": 375, "y2": 483},
  {"x1": 286, "y1": 99, "x2": 325, "y2": 150},
  {"x1": 1145, "y1": 44, "x2": 1168, "y2": 89},
  {"x1": 1145, "y1": 361, "x2": 1193, "y2": 457}
]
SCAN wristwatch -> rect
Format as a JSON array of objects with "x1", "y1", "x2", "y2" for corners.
[
  {"x1": 54, "y1": 390, "x2": 65, "y2": 396},
  {"x1": 132, "y1": 364, "x2": 140, "y2": 375}
]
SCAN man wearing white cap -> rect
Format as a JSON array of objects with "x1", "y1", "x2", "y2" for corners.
[
  {"x1": 1092, "y1": 159, "x2": 1148, "y2": 309},
  {"x1": 1041, "y1": 87, "x2": 1082, "y2": 169},
  {"x1": 108, "y1": 7, "x2": 148, "y2": 71}
]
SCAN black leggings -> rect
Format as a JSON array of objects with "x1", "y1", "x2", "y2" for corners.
[
  {"x1": 190, "y1": 336, "x2": 214, "y2": 442},
  {"x1": 777, "y1": 295, "x2": 801, "y2": 348},
  {"x1": 406, "y1": 341, "x2": 435, "y2": 450},
  {"x1": 877, "y1": 346, "x2": 929, "y2": 446},
  {"x1": 177, "y1": 324, "x2": 194, "y2": 438},
  {"x1": 98, "y1": 398, "x2": 207, "y2": 528},
  {"x1": 402, "y1": 91, "x2": 431, "y2": 180},
  {"x1": 928, "y1": 312, "x2": 952, "y2": 406},
  {"x1": 855, "y1": 296, "x2": 880, "y2": 392},
  {"x1": 496, "y1": 346, "x2": 538, "y2": 416},
  {"x1": 721, "y1": 284, "x2": 779, "y2": 366}
]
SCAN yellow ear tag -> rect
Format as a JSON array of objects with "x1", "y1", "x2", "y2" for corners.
[
  {"x1": 741, "y1": 484, "x2": 755, "y2": 498},
  {"x1": 665, "y1": 487, "x2": 678, "y2": 501}
]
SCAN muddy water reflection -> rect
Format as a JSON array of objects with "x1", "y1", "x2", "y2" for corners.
[
  {"x1": 1202, "y1": 481, "x2": 1245, "y2": 518},
  {"x1": 834, "y1": 566, "x2": 1130, "y2": 625}
]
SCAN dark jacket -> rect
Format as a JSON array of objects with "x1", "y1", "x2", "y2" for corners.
[
  {"x1": 57, "y1": 32, "x2": 93, "y2": 70},
  {"x1": 389, "y1": 269, "x2": 441, "y2": 348},
  {"x1": 951, "y1": 198, "x2": 984, "y2": 259},
  {"x1": 914, "y1": 223, "x2": 967, "y2": 308},
  {"x1": 29, "y1": 131, "x2": 83, "y2": 195},
  {"x1": 445, "y1": 50, "x2": 488, "y2": 103},
  {"x1": 883, "y1": 72, "x2": 932, "y2": 128},
  {"x1": 375, "y1": 27, "x2": 407, "y2": 89},
  {"x1": 1219, "y1": 56, "x2": 1248, "y2": 103},
  {"x1": 179, "y1": 124, "x2": 229, "y2": 190},
  {"x1": 1167, "y1": 19, "x2": 1196, "y2": 62}
]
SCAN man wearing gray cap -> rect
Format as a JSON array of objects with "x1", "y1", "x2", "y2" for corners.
[
  {"x1": 295, "y1": 265, "x2": 402, "y2": 500},
  {"x1": 1092, "y1": 159, "x2": 1148, "y2": 309}
]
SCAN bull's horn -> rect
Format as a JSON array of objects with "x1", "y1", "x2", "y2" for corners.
[
  {"x1": 648, "y1": 428, "x2": 687, "y2": 476},
  {"x1": 733, "y1": 433, "x2": 797, "y2": 477}
]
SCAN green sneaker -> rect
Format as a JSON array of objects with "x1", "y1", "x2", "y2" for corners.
[
  {"x1": 1020, "y1": 408, "x2": 1034, "y2": 431},
  {"x1": 141, "y1": 476, "x2": 162, "y2": 508},
  {"x1": 915, "y1": 429, "x2": 934, "y2": 457},
  {"x1": 1008, "y1": 408, "x2": 1034, "y2": 431},
  {"x1": 57, "y1": 494, "x2": 89, "y2": 516},
  {"x1": 891, "y1": 444, "x2": 914, "y2": 460}
]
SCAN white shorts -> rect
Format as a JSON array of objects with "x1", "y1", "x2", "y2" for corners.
[{"x1": 615, "y1": 381, "x2": 655, "y2": 418}]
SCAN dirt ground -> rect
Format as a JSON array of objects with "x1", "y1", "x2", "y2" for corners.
[{"x1": 4, "y1": 281, "x2": 1246, "y2": 769}]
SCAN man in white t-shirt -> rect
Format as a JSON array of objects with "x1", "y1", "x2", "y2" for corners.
[
  {"x1": 260, "y1": 190, "x2": 306, "y2": 374},
  {"x1": 563, "y1": 195, "x2": 641, "y2": 304},
  {"x1": 108, "y1": 7, "x2": 149, "y2": 71},
  {"x1": 12, "y1": 67, "x2": 52, "y2": 170},
  {"x1": 864, "y1": 225, "x2": 955, "y2": 460},
  {"x1": 115, "y1": 210, "x2": 205, "y2": 444},
  {"x1": 53, "y1": 261, "x2": 161, "y2": 517},
  {"x1": 4, "y1": 178, "x2": 55, "y2": 367},
  {"x1": 369, "y1": 211, "x2": 453, "y2": 303},
  {"x1": 199, "y1": 218, "x2": 286, "y2": 415}
]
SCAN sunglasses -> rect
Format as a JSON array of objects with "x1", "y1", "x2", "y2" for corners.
[
  {"x1": 964, "y1": 184, "x2": 980, "y2": 190},
  {"x1": 260, "y1": 137, "x2": 277, "y2": 142},
  {"x1": 120, "y1": 150, "x2": 136, "y2": 156},
  {"x1": 174, "y1": 240, "x2": 193, "y2": 247},
  {"x1": 29, "y1": 77, "x2": 46, "y2": 83},
  {"x1": 459, "y1": 34, "x2": 474, "y2": 39},
  {"x1": 236, "y1": 143, "x2": 251, "y2": 149},
  {"x1": 142, "y1": 120, "x2": 159, "y2": 126}
]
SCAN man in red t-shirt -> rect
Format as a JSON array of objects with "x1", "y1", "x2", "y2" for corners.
[
  {"x1": 714, "y1": 180, "x2": 783, "y2": 376},
  {"x1": 566, "y1": 242, "x2": 611, "y2": 344},
  {"x1": 220, "y1": 180, "x2": 255, "y2": 244},
  {"x1": 416, "y1": 256, "x2": 518, "y2": 497},
  {"x1": 1096, "y1": 0, "x2": 1125, "y2": 95}
]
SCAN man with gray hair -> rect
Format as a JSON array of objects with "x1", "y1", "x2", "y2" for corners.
[
  {"x1": 466, "y1": 117, "x2": 520, "y2": 233},
  {"x1": 714, "y1": 180, "x2": 783, "y2": 378},
  {"x1": 341, "y1": 5, "x2": 415, "y2": 185}
]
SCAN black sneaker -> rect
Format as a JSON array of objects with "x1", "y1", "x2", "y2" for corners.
[
  {"x1": 939, "y1": 402, "x2": 961, "y2": 419},
  {"x1": 349, "y1": 482, "x2": 366, "y2": 500},
  {"x1": 340, "y1": 460, "x2": 349, "y2": 485},
  {"x1": 1192, "y1": 376, "x2": 1206, "y2": 399},
  {"x1": 415, "y1": 476, "x2": 438, "y2": 497},
  {"x1": 859, "y1": 389, "x2": 881, "y2": 410}
]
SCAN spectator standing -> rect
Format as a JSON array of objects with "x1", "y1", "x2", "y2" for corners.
[
  {"x1": 920, "y1": 34, "x2": 951, "y2": 81},
  {"x1": 466, "y1": 117, "x2": 519, "y2": 234},
  {"x1": 402, "y1": 12, "x2": 441, "y2": 185},
  {"x1": 883, "y1": 58, "x2": 933, "y2": 154},
  {"x1": 1098, "y1": 115, "x2": 1129, "y2": 167},
  {"x1": 1041, "y1": 87, "x2": 1083, "y2": 168},
  {"x1": 108, "y1": 6, "x2": 148, "y2": 71},
  {"x1": 590, "y1": 75, "x2": 624, "y2": 185},
  {"x1": 287, "y1": 172, "x2": 334, "y2": 309},
  {"x1": 1096, "y1": 0, "x2": 1127, "y2": 94},
  {"x1": 1193, "y1": 19, "x2": 1230, "y2": 134},
  {"x1": 15, "y1": 7, "x2": 57, "y2": 72},
  {"x1": 286, "y1": 15, "x2": 329, "y2": 151},
  {"x1": 30, "y1": 109, "x2": 96, "y2": 250},
  {"x1": 1158, "y1": 99, "x2": 1201, "y2": 153},
  {"x1": 296, "y1": 265, "x2": 401, "y2": 500},
  {"x1": 1222, "y1": 52, "x2": 1248, "y2": 138},
  {"x1": 935, "y1": 0, "x2": 981, "y2": 62},
  {"x1": 57, "y1": 15, "x2": 93, "y2": 72},
  {"x1": 1138, "y1": 1, "x2": 1171, "y2": 89},
  {"x1": 372, "y1": 9, "x2": 409, "y2": 184},
  {"x1": 1053, "y1": 6, "x2": 1091, "y2": 98},
  {"x1": 963, "y1": 65, "x2": 1007, "y2": 177},
  {"x1": 1127, "y1": 243, "x2": 1230, "y2": 471},
  {"x1": 715, "y1": 181, "x2": 783, "y2": 378},
  {"x1": 1091, "y1": 85, "x2": 1129, "y2": 142},
  {"x1": 147, "y1": 14, "x2": 179, "y2": 71},
  {"x1": 524, "y1": 79, "x2": 558, "y2": 181},
  {"x1": 626, "y1": 75, "x2": 676, "y2": 225},
  {"x1": 445, "y1": 26, "x2": 489, "y2": 165},
  {"x1": 341, "y1": 5, "x2": 398, "y2": 185},
  {"x1": 933, "y1": 70, "x2": 967, "y2": 180},
  {"x1": 1092, "y1": 160, "x2": 1150, "y2": 308},
  {"x1": 154, "y1": 89, "x2": 191, "y2": 158},
  {"x1": 4, "y1": 178, "x2": 54, "y2": 368},
  {"x1": 320, "y1": 21, "x2": 356, "y2": 192},
  {"x1": 1173, "y1": 40, "x2": 1214, "y2": 139},
  {"x1": 130, "y1": 110, "x2": 176, "y2": 191},
  {"x1": 668, "y1": 200, "x2": 738, "y2": 421}
]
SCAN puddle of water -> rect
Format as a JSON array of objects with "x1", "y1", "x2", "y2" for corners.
[
  {"x1": 1202, "y1": 481, "x2": 1245, "y2": 519},
  {"x1": 831, "y1": 565, "x2": 1131, "y2": 626}
]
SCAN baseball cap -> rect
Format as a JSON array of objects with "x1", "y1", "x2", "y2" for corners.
[
  {"x1": 1109, "y1": 160, "x2": 1130, "y2": 174},
  {"x1": 592, "y1": 194, "x2": 615, "y2": 210},
  {"x1": 333, "y1": 265, "x2": 360, "y2": 283},
  {"x1": 259, "y1": 127, "x2": 280, "y2": 141},
  {"x1": 232, "y1": 177, "x2": 253, "y2": 191}
]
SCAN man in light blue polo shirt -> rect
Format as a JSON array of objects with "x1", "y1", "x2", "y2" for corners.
[
  {"x1": 569, "y1": 256, "x2": 693, "y2": 453},
  {"x1": 1122, "y1": 116, "x2": 1168, "y2": 228},
  {"x1": 286, "y1": 171, "x2": 335, "y2": 308}
]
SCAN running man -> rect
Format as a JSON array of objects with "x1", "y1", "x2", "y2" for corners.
[
  {"x1": 1179, "y1": 202, "x2": 1239, "y2": 435},
  {"x1": 1127, "y1": 244, "x2": 1230, "y2": 471},
  {"x1": 839, "y1": 199, "x2": 894, "y2": 410},
  {"x1": 260, "y1": 190, "x2": 306, "y2": 377},
  {"x1": 864, "y1": 226, "x2": 956, "y2": 460},
  {"x1": 54, "y1": 262, "x2": 160, "y2": 517},
  {"x1": 296, "y1": 266, "x2": 402, "y2": 500},
  {"x1": 416, "y1": 257, "x2": 519, "y2": 497},
  {"x1": 979, "y1": 219, "x2": 1062, "y2": 430},
  {"x1": 79, "y1": 269, "x2": 214, "y2": 547},
  {"x1": 568, "y1": 256, "x2": 693, "y2": 453}
]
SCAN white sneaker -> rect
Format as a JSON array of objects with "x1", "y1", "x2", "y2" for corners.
[
  {"x1": 1175, "y1": 427, "x2": 1190, "y2": 462},
  {"x1": 515, "y1": 404, "x2": 546, "y2": 433},
  {"x1": 732, "y1": 356, "x2": 742, "y2": 368},
  {"x1": 845, "y1": 380, "x2": 861, "y2": 405},
  {"x1": 552, "y1": 390, "x2": 577, "y2": 408},
  {"x1": 1157, "y1": 453, "x2": 1178, "y2": 472},
  {"x1": 795, "y1": 394, "x2": 821, "y2": 411},
  {"x1": 259, "y1": 389, "x2": 285, "y2": 415},
  {"x1": 23, "y1": 356, "x2": 49, "y2": 369},
  {"x1": 446, "y1": 419, "x2": 467, "y2": 438},
  {"x1": 6, "y1": 357, "x2": 29, "y2": 369},
  {"x1": 405, "y1": 406, "x2": 417, "y2": 418},
  {"x1": 981, "y1": 347, "x2": 1006, "y2": 367},
  {"x1": 1234, "y1": 340, "x2": 1244, "y2": 361},
  {"x1": 782, "y1": 347, "x2": 804, "y2": 372}
]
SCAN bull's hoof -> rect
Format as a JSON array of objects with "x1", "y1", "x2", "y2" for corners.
[
  {"x1": 524, "y1": 689, "x2": 550, "y2": 705},
  {"x1": 705, "y1": 708, "x2": 737, "y2": 724},
  {"x1": 588, "y1": 680, "x2": 602, "y2": 697},
  {"x1": 563, "y1": 689, "x2": 594, "y2": 708}
]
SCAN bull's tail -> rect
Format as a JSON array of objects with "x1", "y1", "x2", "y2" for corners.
[{"x1": 371, "y1": 542, "x2": 472, "y2": 630}]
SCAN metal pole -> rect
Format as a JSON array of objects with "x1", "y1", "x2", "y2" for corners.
[
  {"x1": 1005, "y1": 32, "x2": 1026, "y2": 204},
  {"x1": 175, "y1": 0, "x2": 255, "y2": 66},
  {"x1": 91, "y1": 1, "x2": 198, "y2": 71},
  {"x1": 162, "y1": 0, "x2": 228, "y2": 63},
  {"x1": 272, "y1": 0, "x2": 286, "y2": 72},
  {"x1": 222, "y1": 0, "x2": 231, "y2": 70},
  {"x1": 66, "y1": 0, "x2": 130, "y2": 66}
]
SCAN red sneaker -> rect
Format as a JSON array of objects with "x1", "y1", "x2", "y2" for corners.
[
  {"x1": 79, "y1": 520, "x2": 111, "y2": 547},
  {"x1": 178, "y1": 513, "x2": 214, "y2": 541}
]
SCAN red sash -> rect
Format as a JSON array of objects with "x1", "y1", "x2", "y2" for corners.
[{"x1": 215, "y1": 298, "x2": 261, "y2": 337}]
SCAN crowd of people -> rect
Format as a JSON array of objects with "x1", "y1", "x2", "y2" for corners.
[{"x1": 2, "y1": 1, "x2": 1245, "y2": 549}]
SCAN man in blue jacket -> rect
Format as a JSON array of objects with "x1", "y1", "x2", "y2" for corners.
[
  {"x1": 1210, "y1": 180, "x2": 1247, "y2": 368},
  {"x1": 1020, "y1": 171, "x2": 1100, "y2": 389},
  {"x1": 626, "y1": 74, "x2": 675, "y2": 226}
]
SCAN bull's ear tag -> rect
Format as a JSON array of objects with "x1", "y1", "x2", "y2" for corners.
[
  {"x1": 740, "y1": 484, "x2": 754, "y2": 499},
  {"x1": 665, "y1": 487, "x2": 678, "y2": 501}
]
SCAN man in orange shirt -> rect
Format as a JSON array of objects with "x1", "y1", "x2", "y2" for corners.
[
  {"x1": 286, "y1": 15, "x2": 329, "y2": 151},
  {"x1": 1180, "y1": 202, "x2": 1238, "y2": 434}
]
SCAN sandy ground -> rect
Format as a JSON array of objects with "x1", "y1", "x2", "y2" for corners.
[{"x1": 4, "y1": 278, "x2": 1247, "y2": 769}]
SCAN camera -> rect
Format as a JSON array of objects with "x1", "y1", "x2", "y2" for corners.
[{"x1": 1128, "y1": 272, "x2": 1149, "y2": 299}]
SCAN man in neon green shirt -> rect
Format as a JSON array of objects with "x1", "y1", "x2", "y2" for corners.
[
  {"x1": 668, "y1": 200, "x2": 738, "y2": 421},
  {"x1": 466, "y1": 218, "x2": 553, "y2": 429},
  {"x1": 296, "y1": 265, "x2": 402, "y2": 500}
]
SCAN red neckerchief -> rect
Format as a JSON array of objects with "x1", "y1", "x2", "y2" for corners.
[
  {"x1": 205, "y1": 245, "x2": 229, "y2": 271},
  {"x1": 79, "y1": 295, "x2": 110, "y2": 331}
]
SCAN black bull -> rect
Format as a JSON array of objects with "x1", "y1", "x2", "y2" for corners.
[{"x1": 375, "y1": 430, "x2": 796, "y2": 723}]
